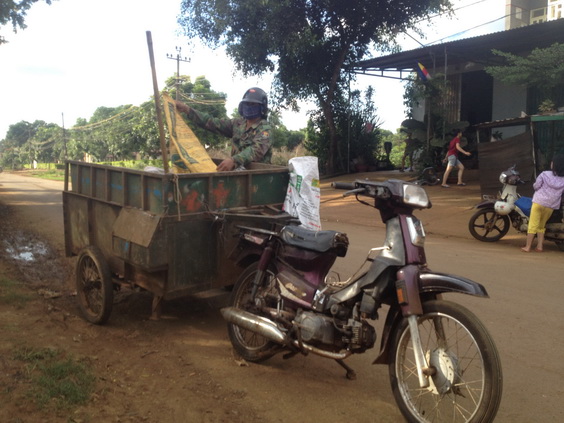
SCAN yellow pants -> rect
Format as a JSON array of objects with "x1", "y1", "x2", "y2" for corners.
[{"x1": 527, "y1": 202, "x2": 553, "y2": 234}]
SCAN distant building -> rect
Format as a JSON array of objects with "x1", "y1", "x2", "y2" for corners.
[{"x1": 506, "y1": 0, "x2": 563, "y2": 29}]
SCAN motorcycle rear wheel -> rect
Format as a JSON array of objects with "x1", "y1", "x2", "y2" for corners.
[
  {"x1": 468, "y1": 208, "x2": 510, "y2": 242},
  {"x1": 389, "y1": 300, "x2": 503, "y2": 423},
  {"x1": 227, "y1": 262, "x2": 283, "y2": 362}
]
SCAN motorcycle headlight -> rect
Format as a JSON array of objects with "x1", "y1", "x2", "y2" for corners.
[
  {"x1": 403, "y1": 183, "x2": 430, "y2": 209},
  {"x1": 406, "y1": 216, "x2": 426, "y2": 247},
  {"x1": 499, "y1": 172, "x2": 508, "y2": 184}
]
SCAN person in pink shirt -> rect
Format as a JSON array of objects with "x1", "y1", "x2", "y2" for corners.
[
  {"x1": 521, "y1": 154, "x2": 564, "y2": 252},
  {"x1": 441, "y1": 130, "x2": 471, "y2": 188}
]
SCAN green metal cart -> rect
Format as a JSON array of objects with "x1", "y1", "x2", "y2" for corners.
[{"x1": 63, "y1": 160, "x2": 291, "y2": 324}]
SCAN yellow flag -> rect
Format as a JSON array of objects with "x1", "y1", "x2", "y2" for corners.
[{"x1": 162, "y1": 92, "x2": 216, "y2": 173}]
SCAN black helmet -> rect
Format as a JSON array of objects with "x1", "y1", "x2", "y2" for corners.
[{"x1": 238, "y1": 87, "x2": 268, "y2": 118}]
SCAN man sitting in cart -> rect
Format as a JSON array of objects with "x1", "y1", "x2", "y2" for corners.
[{"x1": 175, "y1": 87, "x2": 272, "y2": 172}]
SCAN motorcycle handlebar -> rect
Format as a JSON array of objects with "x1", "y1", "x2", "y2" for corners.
[{"x1": 331, "y1": 182, "x2": 356, "y2": 190}]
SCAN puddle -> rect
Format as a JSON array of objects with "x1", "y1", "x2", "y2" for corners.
[{"x1": 2, "y1": 234, "x2": 50, "y2": 263}]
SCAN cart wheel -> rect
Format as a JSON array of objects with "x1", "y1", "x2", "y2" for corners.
[{"x1": 75, "y1": 246, "x2": 114, "y2": 325}]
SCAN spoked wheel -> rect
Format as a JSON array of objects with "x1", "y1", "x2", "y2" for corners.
[
  {"x1": 421, "y1": 167, "x2": 440, "y2": 186},
  {"x1": 75, "y1": 246, "x2": 114, "y2": 325},
  {"x1": 390, "y1": 300, "x2": 503, "y2": 423},
  {"x1": 468, "y1": 208, "x2": 510, "y2": 242},
  {"x1": 227, "y1": 262, "x2": 283, "y2": 362}
]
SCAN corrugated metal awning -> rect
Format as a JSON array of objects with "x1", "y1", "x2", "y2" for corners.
[{"x1": 351, "y1": 19, "x2": 564, "y2": 78}]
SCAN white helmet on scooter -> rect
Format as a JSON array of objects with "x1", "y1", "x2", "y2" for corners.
[{"x1": 494, "y1": 200, "x2": 513, "y2": 215}]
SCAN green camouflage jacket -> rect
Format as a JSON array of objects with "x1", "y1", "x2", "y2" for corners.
[{"x1": 184, "y1": 108, "x2": 272, "y2": 167}]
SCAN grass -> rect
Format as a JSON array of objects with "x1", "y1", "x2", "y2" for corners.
[
  {"x1": 13, "y1": 346, "x2": 95, "y2": 410},
  {"x1": 0, "y1": 276, "x2": 33, "y2": 308},
  {"x1": 21, "y1": 169, "x2": 65, "y2": 181}
]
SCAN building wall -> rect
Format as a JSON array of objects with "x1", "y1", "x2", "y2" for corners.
[
  {"x1": 505, "y1": 0, "x2": 560, "y2": 29},
  {"x1": 491, "y1": 80, "x2": 528, "y2": 138}
]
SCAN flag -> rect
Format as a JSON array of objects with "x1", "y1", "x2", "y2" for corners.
[{"x1": 416, "y1": 62, "x2": 432, "y2": 81}]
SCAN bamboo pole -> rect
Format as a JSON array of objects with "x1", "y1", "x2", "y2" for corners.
[{"x1": 146, "y1": 31, "x2": 169, "y2": 174}]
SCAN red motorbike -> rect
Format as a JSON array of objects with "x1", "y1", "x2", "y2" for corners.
[{"x1": 222, "y1": 178, "x2": 502, "y2": 423}]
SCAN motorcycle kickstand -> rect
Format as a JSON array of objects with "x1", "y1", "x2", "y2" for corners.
[{"x1": 336, "y1": 359, "x2": 356, "y2": 380}]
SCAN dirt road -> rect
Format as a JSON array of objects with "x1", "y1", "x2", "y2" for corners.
[{"x1": 1, "y1": 170, "x2": 563, "y2": 422}]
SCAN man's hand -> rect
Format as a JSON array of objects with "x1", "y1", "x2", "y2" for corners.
[{"x1": 217, "y1": 158, "x2": 236, "y2": 171}]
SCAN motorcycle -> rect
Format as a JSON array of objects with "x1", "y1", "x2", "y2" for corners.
[
  {"x1": 221, "y1": 178, "x2": 502, "y2": 423},
  {"x1": 468, "y1": 165, "x2": 564, "y2": 250}
]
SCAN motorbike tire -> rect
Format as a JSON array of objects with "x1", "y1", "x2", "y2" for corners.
[
  {"x1": 389, "y1": 300, "x2": 503, "y2": 423},
  {"x1": 226, "y1": 262, "x2": 283, "y2": 362},
  {"x1": 468, "y1": 208, "x2": 510, "y2": 242}
]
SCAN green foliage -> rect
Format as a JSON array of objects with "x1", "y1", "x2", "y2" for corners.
[
  {"x1": 0, "y1": 276, "x2": 32, "y2": 308},
  {"x1": 168, "y1": 75, "x2": 229, "y2": 149},
  {"x1": 485, "y1": 43, "x2": 564, "y2": 89},
  {"x1": 305, "y1": 86, "x2": 382, "y2": 174},
  {"x1": 0, "y1": 0, "x2": 53, "y2": 44},
  {"x1": 485, "y1": 43, "x2": 564, "y2": 110},
  {"x1": 178, "y1": 0, "x2": 452, "y2": 174}
]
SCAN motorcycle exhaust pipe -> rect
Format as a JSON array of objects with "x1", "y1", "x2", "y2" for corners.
[
  {"x1": 221, "y1": 307, "x2": 289, "y2": 345},
  {"x1": 221, "y1": 307, "x2": 352, "y2": 361}
]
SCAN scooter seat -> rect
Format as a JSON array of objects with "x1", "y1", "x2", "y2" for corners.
[{"x1": 280, "y1": 225, "x2": 348, "y2": 256}]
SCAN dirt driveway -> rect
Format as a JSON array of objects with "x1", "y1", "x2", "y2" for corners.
[{"x1": 1, "y1": 169, "x2": 562, "y2": 423}]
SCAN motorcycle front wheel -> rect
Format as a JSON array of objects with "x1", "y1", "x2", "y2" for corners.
[
  {"x1": 468, "y1": 208, "x2": 510, "y2": 242},
  {"x1": 389, "y1": 300, "x2": 503, "y2": 423},
  {"x1": 227, "y1": 262, "x2": 283, "y2": 362}
]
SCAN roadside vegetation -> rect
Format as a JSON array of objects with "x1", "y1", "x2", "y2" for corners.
[{"x1": 0, "y1": 271, "x2": 95, "y2": 415}]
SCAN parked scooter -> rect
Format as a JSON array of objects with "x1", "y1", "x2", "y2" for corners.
[
  {"x1": 222, "y1": 178, "x2": 502, "y2": 423},
  {"x1": 468, "y1": 165, "x2": 564, "y2": 250}
]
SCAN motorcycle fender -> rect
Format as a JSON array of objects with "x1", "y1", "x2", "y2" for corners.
[
  {"x1": 230, "y1": 241, "x2": 264, "y2": 268},
  {"x1": 419, "y1": 272, "x2": 489, "y2": 297},
  {"x1": 373, "y1": 272, "x2": 489, "y2": 365},
  {"x1": 474, "y1": 200, "x2": 495, "y2": 209}
]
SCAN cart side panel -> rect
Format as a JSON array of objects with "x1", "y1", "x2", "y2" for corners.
[
  {"x1": 250, "y1": 172, "x2": 290, "y2": 206},
  {"x1": 63, "y1": 192, "x2": 89, "y2": 257},
  {"x1": 166, "y1": 219, "x2": 217, "y2": 296},
  {"x1": 146, "y1": 176, "x2": 166, "y2": 214},
  {"x1": 112, "y1": 207, "x2": 167, "y2": 271},
  {"x1": 109, "y1": 169, "x2": 124, "y2": 205},
  {"x1": 94, "y1": 167, "x2": 106, "y2": 199}
]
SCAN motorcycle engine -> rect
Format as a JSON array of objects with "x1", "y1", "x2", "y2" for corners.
[
  {"x1": 294, "y1": 311, "x2": 376, "y2": 350},
  {"x1": 294, "y1": 311, "x2": 335, "y2": 345}
]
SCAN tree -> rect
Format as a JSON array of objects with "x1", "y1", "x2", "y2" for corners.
[
  {"x1": 306, "y1": 86, "x2": 382, "y2": 173},
  {"x1": 178, "y1": 0, "x2": 452, "y2": 174},
  {"x1": 0, "y1": 0, "x2": 53, "y2": 44},
  {"x1": 485, "y1": 43, "x2": 564, "y2": 113},
  {"x1": 0, "y1": 120, "x2": 47, "y2": 168},
  {"x1": 167, "y1": 75, "x2": 229, "y2": 149}
]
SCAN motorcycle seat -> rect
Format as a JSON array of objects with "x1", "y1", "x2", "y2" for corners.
[{"x1": 280, "y1": 225, "x2": 349, "y2": 257}]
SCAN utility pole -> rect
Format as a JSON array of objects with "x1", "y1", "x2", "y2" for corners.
[
  {"x1": 61, "y1": 113, "x2": 67, "y2": 162},
  {"x1": 166, "y1": 46, "x2": 190, "y2": 101}
]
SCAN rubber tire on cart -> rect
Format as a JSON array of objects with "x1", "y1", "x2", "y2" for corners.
[{"x1": 75, "y1": 246, "x2": 114, "y2": 325}]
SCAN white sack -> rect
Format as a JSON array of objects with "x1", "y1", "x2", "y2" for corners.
[{"x1": 283, "y1": 156, "x2": 321, "y2": 230}]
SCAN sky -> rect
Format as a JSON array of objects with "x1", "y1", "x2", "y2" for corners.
[{"x1": 0, "y1": 0, "x2": 505, "y2": 139}]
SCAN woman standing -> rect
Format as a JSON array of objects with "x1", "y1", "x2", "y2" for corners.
[{"x1": 522, "y1": 154, "x2": 564, "y2": 252}]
